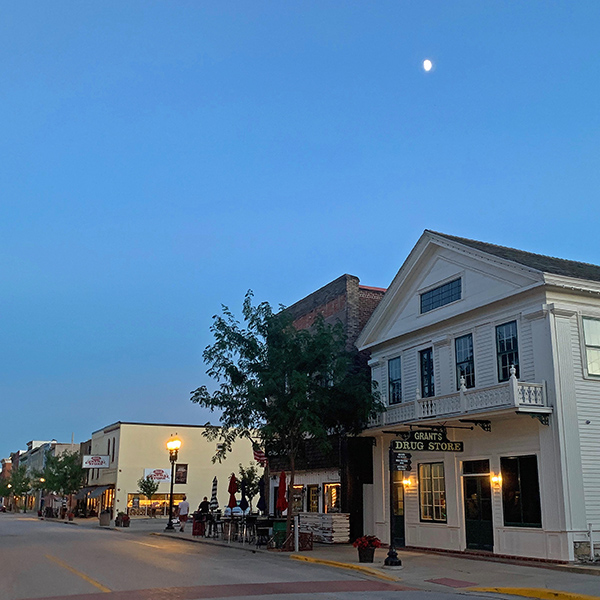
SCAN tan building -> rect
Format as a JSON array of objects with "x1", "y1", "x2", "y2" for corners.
[{"x1": 83, "y1": 422, "x2": 254, "y2": 520}]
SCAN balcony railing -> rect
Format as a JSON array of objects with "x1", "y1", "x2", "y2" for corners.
[{"x1": 369, "y1": 371, "x2": 549, "y2": 428}]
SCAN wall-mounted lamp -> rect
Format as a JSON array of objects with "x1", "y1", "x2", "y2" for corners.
[
  {"x1": 402, "y1": 479, "x2": 411, "y2": 487},
  {"x1": 491, "y1": 474, "x2": 502, "y2": 487}
]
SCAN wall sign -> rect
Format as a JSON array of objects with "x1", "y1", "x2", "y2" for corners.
[
  {"x1": 144, "y1": 468, "x2": 171, "y2": 482},
  {"x1": 82, "y1": 455, "x2": 110, "y2": 469},
  {"x1": 175, "y1": 463, "x2": 188, "y2": 484},
  {"x1": 392, "y1": 430, "x2": 463, "y2": 452},
  {"x1": 390, "y1": 451, "x2": 412, "y2": 471}
]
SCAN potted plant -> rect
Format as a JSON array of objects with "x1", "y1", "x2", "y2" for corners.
[
  {"x1": 67, "y1": 512, "x2": 74, "y2": 522},
  {"x1": 353, "y1": 535, "x2": 382, "y2": 563},
  {"x1": 116, "y1": 512, "x2": 130, "y2": 527}
]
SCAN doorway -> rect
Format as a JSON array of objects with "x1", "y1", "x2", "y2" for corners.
[
  {"x1": 391, "y1": 471, "x2": 405, "y2": 547},
  {"x1": 463, "y1": 460, "x2": 493, "y2": 551}
]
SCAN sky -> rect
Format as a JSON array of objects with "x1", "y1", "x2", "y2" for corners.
[{"x1": 1, "y1": 1, "x2": 599, "y2": 458}]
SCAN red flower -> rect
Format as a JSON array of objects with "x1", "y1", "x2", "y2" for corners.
[{"x1": 353, "y1": 535, "x2": 382, "y2": 550}]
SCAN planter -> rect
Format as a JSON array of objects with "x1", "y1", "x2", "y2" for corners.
[{"x1": 357, "y1": 547, "x2": 375, "y2": 563}]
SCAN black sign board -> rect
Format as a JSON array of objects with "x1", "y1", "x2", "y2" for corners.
[
  {"x1": 389, "y1": 450, "x2": 412, "y2": 472},
  {"x1": 392, "y1": 430, "x2": 463, "y2": 453}
]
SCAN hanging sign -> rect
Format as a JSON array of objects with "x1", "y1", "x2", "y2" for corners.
[
  {"x1": 390, "y1": 451, "x2": 412, "y2": 471},
  {"x1": 392, "y1": 430, "x2": 463, "y2": 453},
  {"x1": 82, "y1": 455, "x2": 110, "y2": 469}
]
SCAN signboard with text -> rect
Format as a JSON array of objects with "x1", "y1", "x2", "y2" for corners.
[
  {"x1": 390, "y1": 451, "x2": 412, "y2": 471},
  {"x1": 144, "y1": 468, "x2": 171, "y2": 482},
  {"x1": 82, "y1": 455, "x2": 110, "y2": 469},
  {"x1": 392, "y1": 430, "x2": 464, "y2": 453},
  {"x1": 175, "y1": 464, "x2": 188, "y2": 484}
]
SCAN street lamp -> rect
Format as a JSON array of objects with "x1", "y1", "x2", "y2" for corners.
[{"x1": 164, "y1": 436, "x2": 181, "y2": 532}]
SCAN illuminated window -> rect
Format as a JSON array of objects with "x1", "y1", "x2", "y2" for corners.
[
  {"x1": 307, "y1": 485, "x2": 319, "y2": 512},
  {"x1": 323, "y1": 483, "x2": 341, "y2": 513},
  {"x1": 419, "y1": 462, "x2": 446, "y2": 523}
]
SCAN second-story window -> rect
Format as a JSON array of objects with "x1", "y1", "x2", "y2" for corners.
[
  {"x1": 582, "y1": 317, "x2": 600, "y2": 376},
  {"x1": 420, "y1": 348, "x2": 435, "y2": 398},
  {"x1": 388, "y1": 357, "x2": 402, "y2": 404},
  {"x1": 496, "y1": 321, "x2": 519, "y2": 382},
  {"x1": 455, "y1": 334, "x2": 475, "y2": 389},
  {"x1": 112, "y1": 437, "x2": 116, "y2": 463}
]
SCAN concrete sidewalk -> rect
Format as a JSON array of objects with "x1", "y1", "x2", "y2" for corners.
[{"x1": 36, "y1": 515, "x2": 600, "y2": 600}]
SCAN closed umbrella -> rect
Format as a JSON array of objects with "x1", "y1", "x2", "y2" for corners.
[
  {"x1": 209, "y1": 477, "x2": 219, "y2": 512},
  {"x1": 256, "y1": 475, "x2": 267, "y2": 513},
  {"x1": 227, "y1": 473, "x2": 238, "y2": 509},
  {"x1": 276, "y1": 471, "x2": 288, "y2": 513},
  {"x1": 239, "y1": 481, "x2": 249, "y2": 513}
]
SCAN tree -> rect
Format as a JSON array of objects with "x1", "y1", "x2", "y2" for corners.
[
  {"x1": 137, "y1": 475, "x2": 160, "y2": 514},
  {"x1": 191, "y1": 291, "x2": 383, "y2": 536},
  {"x1": 238, "y1": 463, "x2": 260, "y2": 509},
  {"x1": 41, "y1": 451, "x2": 85, "y2": 506},
  {"x1": 10, "y1": 465, "x2": 31, "y2": 511}
]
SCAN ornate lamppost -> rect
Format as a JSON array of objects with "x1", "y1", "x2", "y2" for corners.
[{"x1": 164, "y1": 436, "x2": 181, "y2": 532}]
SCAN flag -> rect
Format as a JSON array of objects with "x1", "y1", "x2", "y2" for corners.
[{"x1": 253, "y1": 445, "x2": 267, "y2": 466}]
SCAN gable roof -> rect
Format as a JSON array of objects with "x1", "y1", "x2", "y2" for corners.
[{"x1": 429, "y1": 231, "x2": 600, "y2": 283}]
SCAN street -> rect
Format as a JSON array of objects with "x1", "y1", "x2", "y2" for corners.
[
  {"x1": 1, "y1": 514, "x2": 599, "y2": 600},
  {"x1": 0, "y1": 514, "x2": 484, "y2": 600}
]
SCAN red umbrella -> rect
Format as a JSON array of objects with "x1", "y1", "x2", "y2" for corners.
[
  {"x1": 227, "y1": 473, "x2": 238, "y2": 509},
  {"x1": 276, "y1": 471, "x2": 288, "y2": 513}
]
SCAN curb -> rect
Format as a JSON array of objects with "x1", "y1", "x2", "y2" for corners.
[
  {"x1": 151, "y1": 532, "x2": 267, "y2": 554},
  {"x1": 469, "y1": 588, "x2": 600, "y2": 600},
  {"x1": 290, "y1": 554, "x2": 401, "y2": 582}
]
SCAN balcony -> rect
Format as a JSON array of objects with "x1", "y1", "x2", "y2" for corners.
[{"x1": 369, "y1": 372, "x2": 550, "y2": 428}]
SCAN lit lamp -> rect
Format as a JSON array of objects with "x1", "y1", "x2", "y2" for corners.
[
  {"x1": 164, "y1": 436, "x2": 182, "y2": 532},
  {"x1": 491, "y1": 474, "x2": 502, "y2": 488}
]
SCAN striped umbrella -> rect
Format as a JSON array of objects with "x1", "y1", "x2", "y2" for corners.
[{"x1": 209, "y1": 476, "x2": 219, "y2": 512}]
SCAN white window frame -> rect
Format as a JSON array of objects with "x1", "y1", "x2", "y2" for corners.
[
  {"x1": 416, "y1": 271, "x2": 465, "y2": 318},
  {"x1": 580, "y1": 315, "x2": 600, "y2": 379}
]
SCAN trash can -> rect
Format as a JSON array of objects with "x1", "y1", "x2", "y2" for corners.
[
  {"x1": 99, "y1": 510, "x2": 111, "y2": 527},
  {"x1": 273, "y1": 520, "x2": 287, "y2": 548},
  {"x1": 192, "y1": 513, "x2": 206, "y2": 537}
]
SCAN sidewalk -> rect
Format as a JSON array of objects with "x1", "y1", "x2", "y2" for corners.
[{"x1": 148, "y1": 523, "x2": 600, "y2": 600}]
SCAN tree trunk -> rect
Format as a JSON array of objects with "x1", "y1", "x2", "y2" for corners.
[{"x1": 285, "y1": 453, "x2": 295, "y2": 542}]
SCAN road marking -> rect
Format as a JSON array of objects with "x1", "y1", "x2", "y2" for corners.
[
  {"x1": 45, "y1": 554, "x2": 111, "y2": 593},
  {"x1": 131, "y1": 541, "x2": 163, "y2": 548}
]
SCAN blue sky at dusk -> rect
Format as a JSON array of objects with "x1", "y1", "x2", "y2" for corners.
[{"x1": 1, "y1": 1, "x2": 599, "y2": 457}]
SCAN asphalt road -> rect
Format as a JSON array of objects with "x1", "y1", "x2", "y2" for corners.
[{"x1": 0, "y1": 514, "x2": 509, "y2": 600}]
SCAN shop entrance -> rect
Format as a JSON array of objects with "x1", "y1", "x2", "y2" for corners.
[
  {"x1": 463, "y1": 460, "x2": 493, "y2": 551},
  {"x1": 391, "y1": 471, "x2": 405, "y2": 547}
]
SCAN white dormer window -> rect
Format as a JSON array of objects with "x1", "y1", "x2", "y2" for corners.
[{"x1": 420, "y1": 278, "x2": 461, "y2": 314}]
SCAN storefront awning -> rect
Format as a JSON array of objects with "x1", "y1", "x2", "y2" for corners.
[
  {"x1": 88, "y1": 485, "x2": 111, "y2": 499},
  {"x1": 74, "y1": 486, "x2": 95, "y2": 500}
]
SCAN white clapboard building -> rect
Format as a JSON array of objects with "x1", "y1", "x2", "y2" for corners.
[{"x1": 357, "y1": 231, "x2": 600, "y2": 562}]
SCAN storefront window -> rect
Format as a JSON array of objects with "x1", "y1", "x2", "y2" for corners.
[
  {"x1": 291, "y1": 485, "x2": 304, "y2": 513},
  {"x1": 307, "y1": 485, "x2": 319, "y2": 512},
  {"x1": 419, "y1": 462, "x2": 446, "y2": 523},
  {"x1": 323, "y1": 483, "x2": 341, "y2": 513},
  {"x1": 500, "y1": 455, "x2": 542, "y2": 528},
  {"x1": 127, "y1": 493, "x2": 186, "y2": 517}
]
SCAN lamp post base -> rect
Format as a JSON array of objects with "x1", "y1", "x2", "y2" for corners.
[
  {"x1": 164, "y1": 521, "x2": 176, "y2": 532},
  {"x1": 383, "y1": 546, "x2": 403, "y2": 568}
]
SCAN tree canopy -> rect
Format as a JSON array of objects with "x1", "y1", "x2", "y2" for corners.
[
  {"x1": 40, "y1": 451, "x2": 85, "y2": 497},
  {"x1": 191, "y1": 292, "x2": 383, "y2": 529}
]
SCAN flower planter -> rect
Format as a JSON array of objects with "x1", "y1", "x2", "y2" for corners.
[{"x1": 357, "y1": 547, "x2": 375, "y2": 563}]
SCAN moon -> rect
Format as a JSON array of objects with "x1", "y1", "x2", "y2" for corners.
[{"x1": 423, "y1": 59, "x2": 433, "y2": 72}]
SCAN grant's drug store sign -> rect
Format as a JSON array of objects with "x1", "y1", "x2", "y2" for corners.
[{"x1": 392, "y1": 430, "x2": 463, "y2": 453}]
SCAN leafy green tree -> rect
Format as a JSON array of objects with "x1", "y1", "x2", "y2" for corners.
[
  {"x1": 238, "y1": 463, "x2": 260, "y2": 509},
  {"x1": 10, "y1": 465, "x2": 31, "y2": 511},
  {"x1": 137, "y1": 475, "x2": 160, "y2": 514},
  {"x1": 42, "y1": 451, "x2": 85, "y2": 502},
  {"x1": 191, "y1": 292, "x2": 383, "y2": 535},
  {"x1": 0, "y1": 478, "x2": 12, "y2": 505}
]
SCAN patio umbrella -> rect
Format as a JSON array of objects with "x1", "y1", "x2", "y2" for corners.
[
  {"x1": 256, "y1": 475, "x2": 267, "y2": 513},
  {"x1": 276, "y1": 471, "x2": 288, "y2": 513},
  {"x1": 209, "y1": 477, "x2": 219, "y2": 512},
  {"x1": 239, "y1": 481, "x2": 249, "y2": 513},
  {"x1": 227, "y1": 473, "x2": 238, "y2": 509}
]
